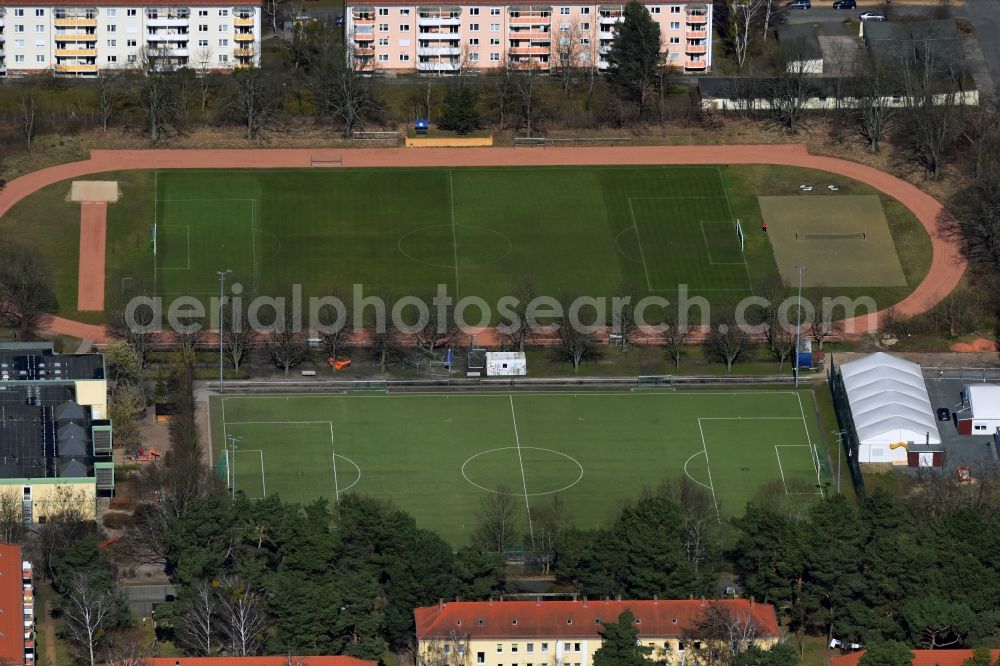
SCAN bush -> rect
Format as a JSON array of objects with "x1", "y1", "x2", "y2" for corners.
[{"x1": 102, "y1": 511, "x2": 132, "y2": 530}]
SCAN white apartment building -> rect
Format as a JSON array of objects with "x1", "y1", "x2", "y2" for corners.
[
  {"x1": 0, "y1": 0, "x2": 261, "y2": 77},
  {"x1": 344, "y1": 0, "x2": 711, "y2": 75}
]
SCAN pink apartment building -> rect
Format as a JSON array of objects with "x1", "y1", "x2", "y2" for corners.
[{"x1": 344, "y1": 0, "x2": 711, "y2": 75}]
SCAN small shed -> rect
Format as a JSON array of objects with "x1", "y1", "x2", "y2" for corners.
[
  {"x1": 956, "y1": 384, "x2": 1000, "y2": 435},
  {"x1": 776, "y1": 23, "x2": 823, "y2": 75},
  {"x1": 485, "y1": 352, "x2": 527, "y2": 377}
]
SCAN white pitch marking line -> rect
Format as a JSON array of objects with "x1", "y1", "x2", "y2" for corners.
[
  {"x1": 697, "y1": 418, "x2": 721, "y2": 522},
  {"x1": 627, "y1": 198, "x2": 654, "y2": 291},
  {"x1": 329, "y1": 421, "x2": 340, "y2": 503},
  {"x1": 795, "y1": 392, "x2": 825, "y2": 498},
  {"x1": 774, "y1": 445, "x2": 788, "y2": 494},
  {"x1": 509, "y1": 395, "x2": 535, "y2": 550},
  {"x1": 715, "y1": 166, "x2": 755, "y2": 294}
]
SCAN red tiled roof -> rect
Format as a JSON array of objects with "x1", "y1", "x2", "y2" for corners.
[
  {"x1": 415, "y1": 599, "x2": 780, "y2": 641},
  {"x1": 0, "y1": 544, "x2": 25, "y2": 666},
  {"x1": 830, "y1": 650, "x2": 1000, "y2": 666},
  {"x1": 107, "y1": 658, "x2": 376, "y2": 666}
]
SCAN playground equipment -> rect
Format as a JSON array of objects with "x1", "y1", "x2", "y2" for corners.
[{"x1": 327, "y1": 357, "x2": 352, "y2": 371}]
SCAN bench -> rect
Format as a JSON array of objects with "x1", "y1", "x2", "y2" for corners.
[{"x1": 301, "y1": 370, "x2": 317, "y2": 377}]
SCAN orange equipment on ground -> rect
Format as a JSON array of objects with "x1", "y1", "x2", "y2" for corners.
[
  {"x1": 327, "y1": 358, "x2": 351, "y2": 371},
  {"x1": 957, "y1": 466, "x2": 972, "y2": 483}
]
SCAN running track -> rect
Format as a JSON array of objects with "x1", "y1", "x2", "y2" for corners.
[{"x1": 0, "y1": 145, "x2": 964, "y2": 341}]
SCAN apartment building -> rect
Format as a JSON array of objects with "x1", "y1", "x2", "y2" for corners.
[
  {"x1": 0, "y1": 545, "x2": 34, "y2": 666},
  {"x1": 0, "y1": 0, "x2": 261, "y2": 77},
  {"x1": 344, "y1": 0, "x2": 711, "y2": 75},
  {"x1": 415, "y1": 599, "x2": 780, "y2": 666}
]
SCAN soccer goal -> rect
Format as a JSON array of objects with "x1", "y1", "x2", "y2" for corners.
[
  {"x1": 797, "y1": 229, "x2": 867, "y2": 241},
  {"x1": 735, "y1": 219, "x2": 746, "y2": 253},
  {"x1": 151, "y1": 223, "x2": 158, "y2": 257},
  {"x1": 310, "y1": 154, "x2": 344, "y2": 168}
]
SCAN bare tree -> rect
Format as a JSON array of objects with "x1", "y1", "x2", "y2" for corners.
[
  {"x1": 106, "y1": 300, "x2": 159, "y2": 370},
  {"x1": 133, "y1": 48, "x2": 180, "y2": 142},
  {"x1": 768, "y1": 40, "x2": 813, "y2": 133},
  {"x1": 498, "y1": 279, "x2": 537, "y2": 351},
  {"x1": 0, "y1": 488, "x2": 25, "y2": 544},
  {"x1": 929, "y1": 288, "x2": 983, "y2": 337},
  {"x1": 423, "y1": 631, "x2": 473, "y2": 666},
  {"x1": 194, "y1": 47, "x2": 217, "y2": 113},
  {"x1": 417, "y1": 293, "x2": 458, "y2": 354},
  {"x1": 705, "y1": 317, "x2": 753, "y2": 372},
  {"x1": 178, "y1": 580, "x2": 218, "y2": 656},
  {"x1": 530, "y1": 495, "x2": 567, "y2": 575},
  {"x1": 309, "y1": 33, "x2": 382, "y2": 138},
  {"x1": 513, "y1": 65, "x2": 545, "y2": 138},
  {"x1": 20, "y1": 86, "x2": 38, "y2": 147},
  {"x1": 808, "y1": 317, "x2": 840, "y2": 349},
  {"x1": 612, "y1": 282, "x2": 640, "y2": 351},
  {"x1": 473, "y1": 483, "x2": 521, "y2": 555},
  {"x1": 0, "y1": 239, "x2": 57, "y2": 338},
  {"x1": 557, "y1": 315, "x2": 600, "y2": 374},
  {"x1": 663, "y1": 305, "x2": 691, "y2": 370},
  {"x1": 63, "y1": 573, "x2": 115, "y2": 666},
  {"x1": 96, "y1": 68, "x2": 126, "y2": 132},
  {"x1": 223, "y1": 301, "x2": 254, "y2": 373},
  {"x1": 218, "y1": 577, "x2": 266, "y2": 657},
  {"x1": 728, "y1": 0, "x2": 766, "y2": 70},
  {"x1": 850, "y1": 55, "x2": 897, "y2": 153},
  {"x1": 265, "y1": 309, "x2": 310, "y2": 376},
  {"x1": 554, "y1": 18, "x2": 584, "y2": 116},
  {"x1": 226, "y1": 59, "x2": 281, "y2": 140}
]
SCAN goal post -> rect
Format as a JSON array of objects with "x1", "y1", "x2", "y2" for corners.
[
  {"x1": 151, "y1": 223, "x2": 158, "y2": 257},
  {"x1": 735, "y1": 219, "x2": 745, "y2": 253},
  {"x1": 310, "y1": 154, "x2": 344, "y2": 168}
]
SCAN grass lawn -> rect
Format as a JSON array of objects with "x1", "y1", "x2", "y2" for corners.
[
  {"x1": 0, "y1": 164, "x2": 931, "y2": 323},
  {"x1": 210, "y1": 390, "x2": 828, "y2": 545}
]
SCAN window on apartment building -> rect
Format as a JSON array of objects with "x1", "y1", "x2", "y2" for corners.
[
  {"x1": 443, "y1": 646, "x2": 451, "y2": 656},
  {"x1": 512, "y1": 644, "x2": 519, "y2": 653},
  {"x1": 13, "y1": 8, "x2": 24, "y2": 16},
  {"x1": 14, "y1": 54, "x2": 25, "y2": 63},
  {"x1": 400, "y1": 8, "x2": 410, "y2": 14},
  {"x1": 198, "y1": 24, "x2": 208, "y2": 31},
  {"x1": 469, "y1": 52, "x2": 479, "y2": 60},
  {"x1": 108, "y1": 54, "x2": 118, "y2": 62},
  {"x1": 378, "y1": 23, "x2": 389, "y2": 30},
  {"x1": 378, "y1": 53, "x2": 388, "y2": 61},
  {"x1": 127, "y1": 39, "x2": 137, "y2": 46},
  {"x1": 541, "y1": 644, "x2": 549, "y2": 653},
  {"x1": 107, "y1": 8, "x2": 117, "y2": 16},
  {"x1": 34, "y1": 38, "x2": 44, "y2": 46},
  {"x1": 379, "y1": 37, "x2": 389, "y2": 45},
  {"x1": 469, "y1": 37, "x2": 479, "y2": 44},
  {"x1": 378, "y1": 7, "x2": 389, "y2": 15},
  {"x1": 219, "y1": 38, "x2": 229, "y2": 45},
  {"x1": 107, "y1": 39, "x2": 116, "y2": 46},
  {"x1": 476, "y1": 654, "x2": 485, "y2": 665},
  {"x1": 36, "y1": 54, "x2": 45, "y2": 62},
  {"x1": 580, "y1": 36, "x2": 589, "y2": 44},
  {"x1": 399, "y1": 24, "x2": 409, "y2": 30},
  {"x1": 128, "y1": 8, "x2": 138, "y2": 16},
  {"x1": 198, "y1": 9, "x2": 209, "y2": 16},
  {"x1": 563, "y1": 643, "x2": 571, "y2": 652},
  {"x1": 670, "y1": 21, "x2": 679, "y2": 28},
  {"x1": 669, "y1": 36, "x2": 679, "y2": 43},
  {"x1": 650, "y1": 5, "x2": 661, "y2": 12},
  {"x1": 560, "y1": 6, "x2": 570, "y2": 13},
  {"x1": 574, "y1": 643, "x2": 581, "y2": 652},
  {"x1": 35, "y1": 9, "x2": 44, "y2": 16},
  {"x1": 469, "y1": 7, "x2": 480, "y2": 14},
  {"x1": 218, "y1": 53, "x2": 229, "y2": 62},
  {"x1": 469, "y1": 22, "x2": 479, "y2": 30},
  {"x1": 489, "y1": 51, "x2": 499, "y2": 60},
  {"x1": 670, "y1": 5, "x2": 681, "y2": 11},
  {"x1": 219, "y1": 9, "x2": 229, "y2": 15},
  {"x1": 496, "y1": 644, "x2": 503, "y2": 653},
  {"x1": 14, "y1": 39, "x2": 24, "y2": 47},
  {"x1": 490, "y1": 22, "x2": 498, "y2": 30},
  {"x1": 678, "y1": 642, "x2": 687, "y2": 651},
  {"x1": 580, "y1": 6, "x2": 590, "y2": 13},
  {"x1": 489, "y1": 37, "x2": 499, "y2": 44},
  {"x1": 491, "y1": 7, "x2": 500, "y2": 14},
  {"x1": 128, "y1": 54, "x2": 137, "y2": 62},
  {"x1": 581, "y1": 21, "x2": 589, "y2": 28},
  {"x1": 526, "y1": 644, "x2": 534, "y2": 653},
  {"x1": 399, "y1": 53, "x2": 409, "y2": 60},
  {"x1": 35, "y1": 24, "x2": 44, "y2": 32},
  {"x1": 219, "y1": 24, "x2": 229, "y2": 31},
  {"x1": 14, "y1": 24, "x2": 24, "y2": 32},
  {"x1": 197, "y1": 39, "x2": 208, "y2": 46}
]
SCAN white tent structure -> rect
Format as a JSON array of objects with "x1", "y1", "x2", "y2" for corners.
[{"x1": 837, "y1": 352, "x2": 941, "y2": 465}]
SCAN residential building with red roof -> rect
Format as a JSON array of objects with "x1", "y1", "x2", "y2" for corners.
[
  {"x1": 0, "y1": 544, "x2": 35, "y2": 666},
  {"x1": 830, "y1": 649, "x2": 1000, "y2": 666},
  {"x1": 414, "y1": 599, "x2": 780, "y2": 666}
]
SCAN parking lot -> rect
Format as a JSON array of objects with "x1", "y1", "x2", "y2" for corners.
[{"x1": 924, "y1": 377, "x2": 1000, "y2": 470}]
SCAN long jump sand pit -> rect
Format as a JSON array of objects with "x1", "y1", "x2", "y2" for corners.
[
  {"x1": 760, "y1": 194, "x2": 907, "y2": 288},
  {"x1": 70, "y1": 180, "x2": 119, "y2": 203}
]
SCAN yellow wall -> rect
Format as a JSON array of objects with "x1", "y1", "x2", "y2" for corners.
[
  {"x1": 74, "y1": 380, "x2": 108, "y2": 420},
  {"x1": 405, "y1": 136, "x2": 494, "y2": 148},
  {"x1": 418, "y1": 636, "x2": 779, "y2": 666},
  {"x1": 0, "y1": 481, "x2": 96, "y2": 522}
]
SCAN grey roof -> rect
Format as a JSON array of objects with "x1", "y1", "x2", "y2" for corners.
[
  {"x1": 55, "y1": 401, "x2": 86, "y2": 421},
  {"x1": 0, "y1": 384, "x2": 94, "y2": 480},
  {"x1": 863, "y1": 19, "x2": 961, "y2": 72},
  {"x1": 698, "y1": 76, "x2": 839, "y2": 99},
  {"x1": 57, "y1": 422, "x2": 87, "y2": 442},
  {"x1": 59, "y1": 458, "x2": 89, "y2": 478},
  {"x1": 58, "y1": 437, "x2": 88, "y2": 458},
  {"x1": 776, "y1": 23, "x2": 823, "y2": 61}
]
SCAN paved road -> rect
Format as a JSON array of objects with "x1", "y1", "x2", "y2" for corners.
[{"x1": 959, "y1": 0, "x2": 1000, "y2": 98}]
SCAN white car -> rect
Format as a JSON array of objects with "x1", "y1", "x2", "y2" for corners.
[{"x1": 859, "y1": 11, "x2": 886, "y2": 20}]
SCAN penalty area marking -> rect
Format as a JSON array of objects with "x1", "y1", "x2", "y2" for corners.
[{"x1": 774, "y1": 445, "x2": 823, "y2": 496}]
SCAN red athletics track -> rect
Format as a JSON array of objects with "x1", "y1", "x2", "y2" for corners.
[{"x1": 0, "y1": 145, "x2": 963, "y2": 342}]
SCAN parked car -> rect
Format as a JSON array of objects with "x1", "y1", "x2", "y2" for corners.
[
  {"x1": 859, "y1": 10, "x2": 886, "y2": 20},
  {"x1": 786, "y1": 0, "x2": 811, "y2": 8},
  {"x1": 833, "y1": 0, "x2": 856, "y2": 8},
  {"x1": 937, "y1": 407, "x2": 951, "y2": 422}
]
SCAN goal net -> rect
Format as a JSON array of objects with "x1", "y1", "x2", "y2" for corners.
[
  {"x1": 151, "y1": 223, "x2": 158, "y2": 257},
  {"x1": 735, "y1": 219, "x2": 745, "y2": 253}
]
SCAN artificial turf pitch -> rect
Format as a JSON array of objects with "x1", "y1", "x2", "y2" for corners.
[
  {"x1": 211, "y1": 391, "x2": 825, "y2": 544},
  {"x1": 153, "y1": 166, "x2": 751, "y2": 303}
]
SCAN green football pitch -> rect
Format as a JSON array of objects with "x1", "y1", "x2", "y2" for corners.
[
  {"x1": 152, "y1": 166, "x2": 753, "y2": 303},
  {"x1": 210, "y1": 390, "x2": 827, "y2": 544}
]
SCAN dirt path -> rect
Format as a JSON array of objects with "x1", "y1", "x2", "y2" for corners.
[
  {"x1": 77, "y1": 201, "x2": 107, "y2": 312},
  {"x1": 42, "y1": 597, "x2": 56, "y2": 666},
  {"x1": 0, "y1": 145, "x2": 964, "y2": 338}
]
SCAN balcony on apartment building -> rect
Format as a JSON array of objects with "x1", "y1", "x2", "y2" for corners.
[
  {"x1": 0, "y1": 8, "x2": 5, "y2": 27},
  {"x1": 509, "y1": 10, "x2": 551, "y2": 26},
  {"x1": 417, "y1": 9, "x2": 462, "y2": 26},
  {"x1": 508, "y1": 58, "x2": 549, "y2": 70},
  {"x1": 55, "y1": 31, "x2": 97, "y2": 41},
  {"x1": 417, "y1": 41, "x2": 460, "y2": 56},
  {"x1": 685, "y1": 41, "x2": 706, "y2": 54},
  {"x1": 55, "y1": 46, "x2": 97, "y2": 56},
  {"x1": 686, "y1": 5, "x2": 709, "y2": 25},
  {"x1": 53, "y1": 8, "x2": 98, "y2": 27},
  {"x1": 234, "y1": 46, "x2": 255, "y2": 57},
  {"x1": 146, "y1": 8, "x2": 189, "y2": 26},
  {"x1": 418, "y1": 26, "x2": 459, "y2": 38},
  {"x1": 147, "y1": 29, "x2": 189, "y2": 40},
  {"x1": 234, "y1": 31, "x2": 255, "y2": 41},
  {"x1": 353, "y1": 24, "x2": 374, "y2": 41},
  {"x1": 684, "y1": 59, "x2": 706, "y2": 69},
  {"x1": 234, "y1": 15, "x2": 254, "y2": 26},
  {"x1": 417, "y1": 59, "x2": 460, "y2": 71}
]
